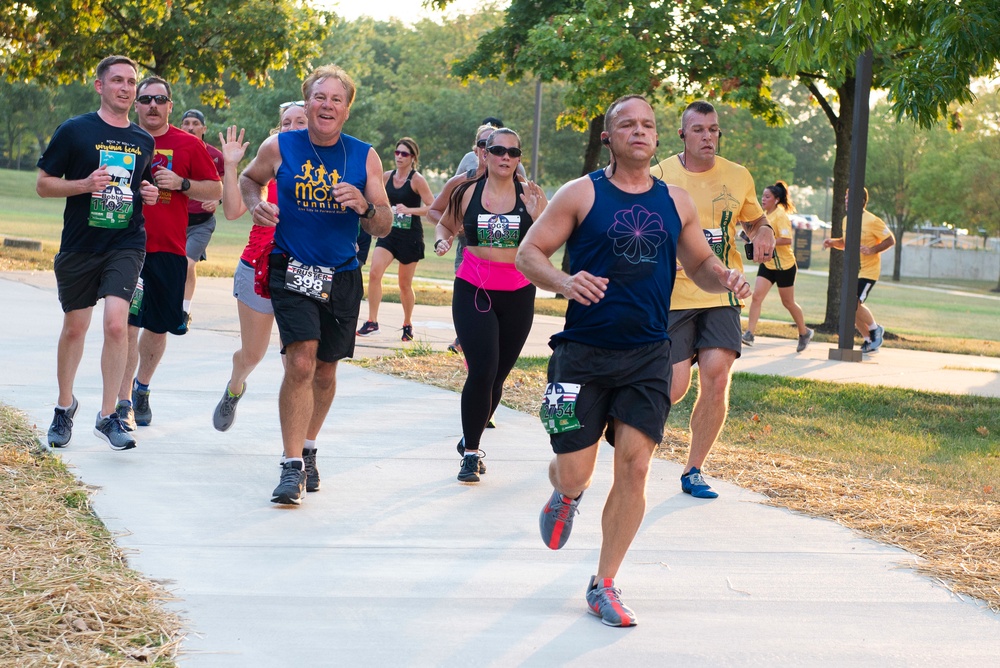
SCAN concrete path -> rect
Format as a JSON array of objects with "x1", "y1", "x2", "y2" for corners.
[{"x1": 4, "y1": 273, "x2": 1000, "y2": 665}]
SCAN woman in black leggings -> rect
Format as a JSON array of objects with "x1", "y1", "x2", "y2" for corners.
[{"x1": 434, "y1": 128, "x2": 547, "y2": 483}]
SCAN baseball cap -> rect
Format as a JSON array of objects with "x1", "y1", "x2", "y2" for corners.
[{"x1": 181, "y1": 109, "x2": 206, "y2": 124}]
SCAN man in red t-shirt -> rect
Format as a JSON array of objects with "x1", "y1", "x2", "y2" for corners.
[
  {"x1": 117, "y1": 76, "x2": 222, "y2": 430},
  {"x1": 180, "y1": 109, "x2": 225, "y2": 326}
]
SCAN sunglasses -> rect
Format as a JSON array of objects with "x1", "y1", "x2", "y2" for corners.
[
  {"x1": 486, "y1": 145, "x2": 522, "y2": 158},
  {"x1": 280, "y1": 100, "x2": 305, "y2": 109},
  {"x1": 394, "y1": 150, "x2": 412, "y2": 158},
  {"x1": 476, "y1": 139, "x2": 488, "y2": 149},
  {"x1": 136, "y1": 94, "x2": 170, "y2": 105}
]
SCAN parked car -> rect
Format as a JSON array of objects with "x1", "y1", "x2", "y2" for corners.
[{"x1": 790, "y1": 214, "x2": 832, "y2": 231}]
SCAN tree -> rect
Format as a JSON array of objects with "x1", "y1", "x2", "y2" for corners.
[
  {"x1": 908, "y1": 86, "x2": 1000, "y2": 291},
  {"x1": 2, "y1": 0, "x2": 329, "y2": 105},
  {"x1": 772, "y1": 0, "x2": 1000, "y2": 318},
  {"x1": 436, "y1": 0, "x2": 1000, "y2": 326}
]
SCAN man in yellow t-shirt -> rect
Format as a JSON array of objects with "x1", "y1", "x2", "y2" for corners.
[
  {"x1": 653, "y1": 100, "x2": 775, "y2": 499},
  {"x1": 823, "y1": 187, "x2": 895, "y2": 353}
]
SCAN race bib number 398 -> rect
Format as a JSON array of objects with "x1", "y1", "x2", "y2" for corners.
[
  {"x1": 540, "y1": 382, "x2": 582, "y2": 434},
  {"x1": 284, "y1": 259, "x2": 333, "y2": 302}
]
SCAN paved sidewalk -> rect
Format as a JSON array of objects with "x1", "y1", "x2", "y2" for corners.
[{"x1": 4, "y1": 273, "x2": 1000, "y2": 665}]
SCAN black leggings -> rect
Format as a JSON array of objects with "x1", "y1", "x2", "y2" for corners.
[{"x1": 452, "y1": 278, "x2": 535, "y2": 450}]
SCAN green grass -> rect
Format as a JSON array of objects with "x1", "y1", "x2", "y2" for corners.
[
  {"x1": 670, "y1": 372, "x2": 1000, "y2": 499},
  {"x1": 512, "y1": 352, "x2": 1000, "y2": 495},
  {"x1": 749, "y1": 270, "x2": 1000, "y2": 342}
]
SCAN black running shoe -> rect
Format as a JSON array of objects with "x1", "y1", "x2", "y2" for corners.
[
  {"x1": 132, "y1": 380, "x2": 152, "y2": 426},
  {"x1": 94, "y1": 412, "x2": 137, "y2": 451},
  {"x1": 47, "y1": 396, "x2": 78, "y2": 448},
  {"x1": 458, "y1": 453, "x2": 481, "y2": 483},
  {"x1": 356, "y1": 320, "x2": 379, "y2": 336},
  {"x1": 271, "y1": 461, "x2": 306, "y2": 505},
  {"x1": 303, "y1": 448, "x2": 321, "y2": 492},
  {"x1": 117, "y1": 400, "x2": 136, "y2": 432},
  {"x1": 455, "y1": 438, "x2": 486, "y2": 474}
]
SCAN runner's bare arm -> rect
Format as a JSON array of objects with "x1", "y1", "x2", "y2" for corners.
[
  {"x1": 356, "y1": 147, "x2": 392, "y2": 237},
  {"x1": 240, "y1": 135, "x2": 281, "y2": 227},
  {"x1": 219, "y1": 126, "x2": 251, "y2": 220},
  {"x1": 427, "y1": 171, "x2": 478, "y2": 224},
  {"x1": 36, "y1": 166, "x2": 110, "y2": 198}
]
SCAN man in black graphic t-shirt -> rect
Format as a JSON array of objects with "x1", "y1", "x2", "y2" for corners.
[{"x1": 36, "y1": 54, "x2": 158, "y2": 451}]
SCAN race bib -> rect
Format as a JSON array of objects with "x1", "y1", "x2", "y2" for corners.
[
  {"x1": 393, "y1": 212, "x2": 413, "y2": 229},
  {"x1": 284, "y1": 259, "x2": 333, "y2": 302},
  {"x1": 477, "y1": 214, "x2": 521, "y2": 248},
  {"x1": 540, "y1": 382, "x2": 582, "y2": 434},
  {"x1": 703, "y1": 227, "x2": 725, "y2": 261},
  {"x1": 89, "y1": 150, "x2": 136, "y2": 229}
]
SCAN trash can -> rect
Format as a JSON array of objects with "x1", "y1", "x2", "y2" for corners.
[{"x1": 794, "y1": 228, "x2": 812, "y2": 269}]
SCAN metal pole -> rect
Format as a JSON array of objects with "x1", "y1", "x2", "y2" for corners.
[
  {"x1": 829, "y1": 47, "x2": 873, "y2": 363},
  {"x1": 531, "y1": 79, "x2": 542, "y2": 182}
]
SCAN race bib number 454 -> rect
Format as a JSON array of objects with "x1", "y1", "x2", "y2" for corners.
[{"x1": 540, "y1": 382, "x2": 582, "y2": 434}]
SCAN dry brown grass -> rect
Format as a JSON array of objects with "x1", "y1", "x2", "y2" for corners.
[
  {"x1": 657, "y1": 437, "x2": 1000, "y2": 612},
  {"x1": 354, "y1": 351, "x2": 1000, "y2": 613},
  {"x1": 0, "y1": 404, "x2": 182, "y2": 666}
]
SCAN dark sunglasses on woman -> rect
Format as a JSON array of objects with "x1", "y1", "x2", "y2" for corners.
[
  {"x1": 486, "y1": 145, "x2": 522, "y2": 158},
  {"x1": 394, "y1": 150, "x2": 412, "y2": 157}
]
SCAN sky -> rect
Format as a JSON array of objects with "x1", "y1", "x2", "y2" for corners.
[{"x1": 320, "y1": 0, "x2": 503, "y2": 24}]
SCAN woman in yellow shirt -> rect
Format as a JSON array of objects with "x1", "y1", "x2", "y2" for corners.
[{"x1": 742, "y1": 181, "x2": 813, "y2": 352}]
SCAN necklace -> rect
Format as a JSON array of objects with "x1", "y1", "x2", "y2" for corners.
[
  {"x1": 308, "y1": 134, "x2": 348, "y2": 187},
  {"x1": 679, "y1": 152, "x2": 686, "y2": 168}
]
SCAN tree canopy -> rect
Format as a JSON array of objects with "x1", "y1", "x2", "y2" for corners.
[
  {"x1": 1, "y1": 0, "x2": 328, "y2": 105},
  {"x1": 436, "y1": 0, "x2": 1000, "y2": 324}
]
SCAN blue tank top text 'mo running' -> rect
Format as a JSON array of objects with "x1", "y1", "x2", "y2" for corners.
[
  {"x1": 274, "y1": 129, "x2": 370, "y2": 268},
  {"x1": 553, "y1": 170, "x2": 681, "y2": 350}
]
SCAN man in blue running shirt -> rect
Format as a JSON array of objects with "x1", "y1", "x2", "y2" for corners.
[
  {"x1": 516, "y1": 95, "x2": 752, "y2": 626},
  {"x1": 240, "y1": 65, "x2": 392, "y2": 505}
]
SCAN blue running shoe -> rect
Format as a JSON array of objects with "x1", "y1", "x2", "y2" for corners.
[
  {"x1": 271, "y1": 461, "x2": 305, "y2": 505},
  {"x1": 586, "y1": 576, "x2": 637, "y2": 627},
  {"x1": 681, "y1": 467, "x2": 718, "y2": 499},
  {"x1": 868, "y1": 325, "x2": 884, "y2": 353},
  {"x1": 539, "y1": 489, "x2": 582, "y2": 550},
  {"x1": 47, "y1": 396, "x2": 78, "y2": 448}
]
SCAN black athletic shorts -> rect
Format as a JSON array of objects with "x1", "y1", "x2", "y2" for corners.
[
  {"x1": 858, "y1": 278, "x2": 876, "y2": 303},
  {"x1": 756, "y1": 263, "x2": 797, "y2": 289},
  {"x1": 129, "y1": 251, "x2": 188, "y2": 335},
  {"x1": 54, "y1": 248, "x2": 144, "y2": 313},
  {"x1": 375, "y1": 229, "x2": 425, "y2": 265},
  {"x1": 268, "y1": 253, "x2": 363, "y2": 363},
  {"x1": 545, "y1": 339, "x2": 673, "y2": 454}
]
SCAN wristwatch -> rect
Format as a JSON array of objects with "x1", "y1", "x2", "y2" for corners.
[
  {"x1": 361, "y1": 202, "x2": 376, "y2": 219},
  {"x1": 180, "y1": 178, "x2": 191, "y2": 192}
]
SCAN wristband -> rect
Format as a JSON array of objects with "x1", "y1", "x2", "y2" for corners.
[{"x1": 434, "y1": 239, "x2": 445, "y2": 251}]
